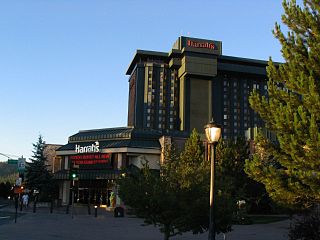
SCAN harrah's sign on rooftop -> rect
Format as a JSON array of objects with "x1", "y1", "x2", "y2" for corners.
[
  {"x1": 187, "y1": 40, "x2": 215, "y2": 50},
  {"x1": 75, "y1": 141, "x2": 100, "y2": 153}
]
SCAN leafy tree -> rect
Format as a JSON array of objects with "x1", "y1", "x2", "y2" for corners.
[
  {"x1": 0, "y1": 181, "x2": 12, "y2": 199},
  {"x1": 25, "y1": 135, "x2": 54, "y2": 201},
  {"x1": 246, "y1": 0, "x2": 320, "y2": 208},
  {"x1": 118, "y1": 163, "x2": 184, "y2": 240},
  {"x1": 218, "y1": 138, "x2": 272, "y2": 214},
  {"x1": 119, "y1": 130, "x2": 237, "y2": 239},
  {"x1": 0, "y1": 173, "x2": 18, "y2": 185},
  {"x1": 175, "y1": 130, "x2": 212, "y2": 234}
]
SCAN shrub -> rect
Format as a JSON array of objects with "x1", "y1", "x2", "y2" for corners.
[{"x1": 288, "y1": 210, "x2": 320, "y2": 240}]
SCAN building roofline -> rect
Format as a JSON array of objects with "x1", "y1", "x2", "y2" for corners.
[
  {"x1": 126, "y1": 50, "x2": 168, "y2": 75},
  {"x1": 219, "y1": 55, "x2": 282, "y2": 66},
  {"x1": 77, "y1": 126, "x2": 133, "y2": 133}
]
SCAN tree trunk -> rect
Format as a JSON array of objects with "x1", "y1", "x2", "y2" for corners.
[
  {"x1": 223, "y1": 233, "x2": 227, "y2": 240},
  {"x1": 164, "y1": 224, "x2": 170, "y2": 240}
]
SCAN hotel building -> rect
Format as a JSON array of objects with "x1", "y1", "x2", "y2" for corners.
[
  {"x1": 55, "y1": 36, "x2": 268, "y2": 206},
  {"x1": 127, "y1": 36, "x2": 268, "y2": 139}
]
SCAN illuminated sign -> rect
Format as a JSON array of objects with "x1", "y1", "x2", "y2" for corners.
[
  {"x1": 70, "y1": 153, "x2": 111, "y2": 165},
  {"x1": 75, "y1": 141, "x2": 100, "y2": 153},
  {"x1": 187, "y1": 40, "x2": 215, "y2": 50}
]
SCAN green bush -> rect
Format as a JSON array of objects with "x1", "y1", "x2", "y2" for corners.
[{"x1": 289, "y1": 211, "x2": 320, "y2": 240}]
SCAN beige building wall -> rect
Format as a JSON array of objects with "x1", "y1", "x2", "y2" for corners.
[{"x1": 44, "y1": 144, "x2": 62, "y2": 173}]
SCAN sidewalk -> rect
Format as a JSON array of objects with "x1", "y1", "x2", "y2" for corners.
[{"x1": 0, "y1": 204, "x2": 290, "y2": 240}]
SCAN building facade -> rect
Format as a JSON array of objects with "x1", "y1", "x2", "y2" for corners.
[
  {"x1": 55, "y1": 36, "x2": 270, "y2": 206},
  {"x1": 126, "y1": 36, "x2": 268, "y2": 139},
  {"x1": 55, "y1": 127, "x2": 161, "y2": 206}
]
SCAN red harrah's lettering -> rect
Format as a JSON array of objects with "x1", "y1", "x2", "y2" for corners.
[{"x1": 187, "y1": 40, "x2": 215, "y2": 49}]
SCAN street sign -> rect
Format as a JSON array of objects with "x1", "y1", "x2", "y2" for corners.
[
  {"x1": 15, "y1": 178, "x2": 22, "y2": 187},
  {"x1": 7, "y1": 159, "x2": 18, "y2": 164},
  {"x1": 18, "y1": 158, "x2": 26, "y2": 172}
]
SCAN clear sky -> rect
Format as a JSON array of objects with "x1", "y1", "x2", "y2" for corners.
[{"x1": 0, "y1": 0, "x2": 285, "y2": 161}]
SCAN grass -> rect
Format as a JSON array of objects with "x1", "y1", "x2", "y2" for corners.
[{"x1": 242, "y1": 215, "x2": 289, "y2": 225}]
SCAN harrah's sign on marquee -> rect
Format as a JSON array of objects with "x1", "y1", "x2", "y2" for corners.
[
  {"x1": 187, "y1": 40, "x2": 215, "y2": 50},
  {"x1": 75, "y1": 141, "x2": 100, "y2": 153}
]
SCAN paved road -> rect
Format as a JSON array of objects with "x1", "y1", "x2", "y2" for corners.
[{"x1": 0, "y1": 204, "x2": 290, "y2": 240}]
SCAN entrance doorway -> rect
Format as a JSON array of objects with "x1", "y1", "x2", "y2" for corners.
[{"x1": 72, "y1": 180, "x2": 114, "y2": 206}]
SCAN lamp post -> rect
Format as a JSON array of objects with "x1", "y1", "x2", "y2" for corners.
[{"x1": 204, "y1": 120, "x2": 221, "y2": 240}]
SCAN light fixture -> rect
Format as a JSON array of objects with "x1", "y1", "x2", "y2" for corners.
[{"x1": 204, "y1": 119, "x2": 221, "y2": 240}]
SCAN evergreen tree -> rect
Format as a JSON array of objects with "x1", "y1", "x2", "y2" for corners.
[
  {"x1": 25, "y1": 135, "x2": 53, "y2": 200},
  {"x1": 176, "y1": 129, "x2": 211, "y2": 234},
  {"x1": 218, "y1": 138, "x2": 272, "y2": 214},
  {"x1": 246, "y1": 0, "x2": 320, "y2": 208},
  {"x1": 118, "y1": 130, "x2": 237, "y2": 239},
  {"x1": 118, "y1": 162, "x2": 184, "y2": 240}
]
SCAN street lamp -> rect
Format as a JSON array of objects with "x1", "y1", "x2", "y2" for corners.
[{"x1": 204, "y1": 120, "x2": 221, "y2": 240}]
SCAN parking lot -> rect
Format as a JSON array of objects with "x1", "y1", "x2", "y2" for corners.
[{"x1": 0, "y1": 203, "x2": 290, "y2": 240}]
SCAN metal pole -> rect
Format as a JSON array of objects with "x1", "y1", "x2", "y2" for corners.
[
  {"x1": 50, "y1": 199, "x2": 53, "y2": 214},
  {"x1": 208, "y1": 143, "x2": 216, "y2": 240},
  {"x1": 14, "y1": 195, "x2": 18, "y2": 223},
  {"x1": 33, "y1": 195, "x2": 37, "y2": 213},
  {"x1": 71, "y1": 180, "x2": 74, "y2": 219},
  {"x1": 88, "y1": 189, "x2": 91, "y2": 215},
  {"x1": 19, "y1": 194, "x2": 23, "y2": 212}
]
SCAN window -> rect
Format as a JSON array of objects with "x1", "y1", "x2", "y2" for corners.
[{"x1": 224, "y1": 115, "x2": 228, "y2": 120}]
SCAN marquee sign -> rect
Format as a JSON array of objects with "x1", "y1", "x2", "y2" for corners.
[{"x1": 70, "y1": 153, "x2": 111, "y2": 166}]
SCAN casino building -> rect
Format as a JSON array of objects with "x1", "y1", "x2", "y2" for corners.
[
  {"x1": 55, "y1": 36, "x2": 269, "y2": 206},
  {"x1": 127, "y1": 36, "x2": 268, "y2": 139}
]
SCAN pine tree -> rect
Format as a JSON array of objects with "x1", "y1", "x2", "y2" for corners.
[
  {"x1": 246, "y1": 0, "x2": 320, "y2": 208},
  {"x1": 25, "y1": 135, "x2": 53, "y2": 200},
  {"x1": 118, "y1": 130, "x2": 237, "y2": 239}
]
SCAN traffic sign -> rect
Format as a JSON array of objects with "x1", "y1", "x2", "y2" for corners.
[
  {"x1": 7, "y1": 159, "x2": 18, "y2": 164},
  {"x1": 18, "y1": 158, "x2": 26, "y2": 171}
]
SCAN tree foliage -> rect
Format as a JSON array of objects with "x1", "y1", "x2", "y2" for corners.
[
  {"x1": 25, "y1": 135, "x2": 55, "y2": 200},
  {"x1": 0, "y1": 181, "x2": 12, "y2": 199},
  {"x1": 118, "y1": 130, "x2": 240, "y2": 239},
  {"x1": 246, "y1": 0, "x2": 320, "y2": 208}
]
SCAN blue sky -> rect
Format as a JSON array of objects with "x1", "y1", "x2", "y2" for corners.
[{"x1": 0, "y1": 0, "x2": 285, "y2": 161}]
